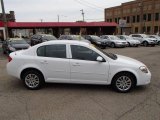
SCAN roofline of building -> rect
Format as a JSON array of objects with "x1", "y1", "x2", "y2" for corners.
[{"x1": 0, "y1": 21, "x2": 117, "y2": 28}]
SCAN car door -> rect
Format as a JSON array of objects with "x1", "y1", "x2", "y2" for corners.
[
  {"x1": 36, "y1": 44, "x2": 70, "y2": 82},
  {"x1": 69, "y1": 45, "x2": 109, "y2": 83}
]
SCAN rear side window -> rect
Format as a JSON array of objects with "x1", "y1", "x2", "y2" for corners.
[{"x1": 37, "y1": 44, "x2": 66, "y2": 58}]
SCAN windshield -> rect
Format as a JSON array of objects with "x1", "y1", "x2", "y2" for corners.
[
  {"x1": 71, "y1": 35, "x2": 85, "y2": 40},
  {"x1": 43, "y1": 35, "x2": 57, "y2": 40},
  {"x1": 91, "y1": 36, "x2": 101, "y2": 41},
  {"x1": 93, "y1": 46, "x2": 117, "y2": 60},
  {"x1": 110, "y1": 36, "x2": 120, "y2": 40},
  {"x1": 9, "y1": 39, "x2": 28, "y2": 44},
  {"x1": 125, "y1": 36, "x2": 134, "y2": 40}
]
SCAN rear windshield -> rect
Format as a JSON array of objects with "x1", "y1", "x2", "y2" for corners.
[
  {"x1": 43, "y1": 35, "x2": 57, "y2": 40},
  {"x1": 9, "y1": 40, "x2": 27, "y2": 44}
]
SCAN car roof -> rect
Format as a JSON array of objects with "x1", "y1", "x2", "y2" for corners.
[
  {"x1": 38, "y1": 40, "x2": 90, "y2": 46},
  {"x1": 8, "y1": 38, "x2": 24, "y2": 41}
]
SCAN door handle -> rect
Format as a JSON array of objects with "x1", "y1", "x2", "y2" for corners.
[
  {"x1": 72, "y1": 63, "x2": 80, "y2": 66},
  {"x1": 40, "y1": 60, "x2": 48, "y2": 64}
]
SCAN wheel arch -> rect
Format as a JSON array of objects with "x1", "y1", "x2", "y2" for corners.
[
  {"x1": 111, "y1": 71, "x2": 137, "y2": 86},
  {"x1": 20, "y1": 67, "x2": 45, "y2": 80}
]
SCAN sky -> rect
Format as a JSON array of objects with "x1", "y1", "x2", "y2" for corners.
[{"x1": 1, "y1": 0, "x2": 133, "y2": 22}]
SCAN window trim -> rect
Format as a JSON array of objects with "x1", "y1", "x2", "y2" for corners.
[
  {"x1": 69, "y1": 44, "x2": 106, "y2": 62},
  {"x1": 37, "y1": 44, "x2": 67, "y2": 59}
]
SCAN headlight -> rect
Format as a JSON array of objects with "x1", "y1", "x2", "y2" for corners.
[
  {"x1": 9, "y1": 47, "x2": 16, "y2": 51},
  {"x1": 139, "y1": 66, "x2": 148, "y2": 73}
]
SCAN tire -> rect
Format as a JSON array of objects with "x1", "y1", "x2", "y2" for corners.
[
  {"x1": 158, "y1": 41, "x2": 160, "y2": 46},
  {"x1": 143, "y1": 41, "x2": 148, "y2": 47},
  {"x1": 111, "y1": 73, "x2": 136, "y2": 93},
  {"x1": 101, "y1": 46, "x2": 106, "y2": 49},
  {"x1": 111, "y1": 43, "x2": 115, "y2": 48},
  {"x1": 22, "y1": 70, "x2": 45, "y2": 90}
]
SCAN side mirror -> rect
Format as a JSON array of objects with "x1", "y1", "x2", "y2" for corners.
[{"x1": 96, "y1": 56, "x2": 104, "y2": 62}]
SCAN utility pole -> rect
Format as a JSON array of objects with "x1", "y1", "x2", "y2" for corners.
[
  {"x1": 1, "y1": 0, "x2": 8, "y2": 39},
  {"x1": 57, "y1": 15, "x2": 59, "y2": 22},
  {"x1": 80, "y1": 9, "x2": 84, "y2": 22}
]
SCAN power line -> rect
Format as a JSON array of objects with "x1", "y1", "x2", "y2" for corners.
[
  {"x1": 79, "y1": 0, "x2": 104, "y2": 9},
  {"x1": 73, "y1": 0, "x2": 103, "y2": 11}
]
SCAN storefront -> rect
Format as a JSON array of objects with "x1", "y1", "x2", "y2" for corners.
[{"x1": 0, "y1": 21, "x2": 117, "y2": 39}]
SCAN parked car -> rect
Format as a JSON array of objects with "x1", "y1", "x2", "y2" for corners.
[
  {"x1": 31, "y1": 34, "x2": 57, "y2": 46},
  {"x1": 129, "y1": 34, "x2": 156, "y2": 47},
  {"x1": 7, "y1": 40, "x2": 151, "y2": 93},
  {"x1": 2, "y1": 38, "x2": 30, "y2": 54},
  {"x1": 148, "y1": 35, "x2": 160, "y2": 45},
  {"x1": 117, "y1": 35, "x2": 140, "y2": 47},
  {"x1": 100, "y1": 35, "x2": 128, "y2": 48},
  {"x1": 59, "y1": 35, "x2": 90, "y2": 43},
  {"x1": 83, "y1": 35, "x2": 108, "y2": 49}
]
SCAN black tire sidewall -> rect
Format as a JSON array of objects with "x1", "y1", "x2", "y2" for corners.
[
  {"x1": 143, "y1": 41, "x2": 148, "y2": 47},
  {"x1": 22, "y1": 70, "x2": 44, "y2": 90},
  {"x1": 111, "y1": 43, "x2": 115, "y2": 48}
]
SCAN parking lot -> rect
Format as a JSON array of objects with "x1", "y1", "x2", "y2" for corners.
[{"x1": 0, "y1": 45, "x2": 160, "y2": 120}]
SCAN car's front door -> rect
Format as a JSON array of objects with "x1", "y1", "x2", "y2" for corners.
[
  {"x1": 36, "y1": 44, "x2": 70, "y2": 82},
  {"x1": 70, "y1": 45, "x2": 109, "y2": 83}
]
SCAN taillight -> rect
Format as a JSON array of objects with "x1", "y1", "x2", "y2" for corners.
[{"x1": 8, "y1": 56, "x2": 12, "y2": 62}]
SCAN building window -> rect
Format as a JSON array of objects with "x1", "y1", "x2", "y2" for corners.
[
  {"x1": 155, "y1": 13, "x2": 159, "y2": 21},
  {"x1": 137, "y1": 15, "x2": 140, "y2": 23},
  {"x1": 115, "y1": 18, "x2": 118, "y2": 23},
  {"x1": 133, "y1": 16, "x2": 136, "y2": 23},
  {"x1": 135, "y1": 27, "x2": 138, "y2": 33},
  {"x1": 143, "y1": 14, "x2": 146, "y2": 21},
  {"x1": 154, "y1": 26, "x2": 158, "y2": 33},
  {"x1": 110, "y1": 19, "x2": 112, "y2": 22},
  {"x1": 148, "y1": 14, "x2": 152, "y2": 21},
  {"x1": 127, "y1": 16, "x2": 130, "y2": 23},
  {"x1": 147, "y1": 26, "x2": 151, "y2": 34}
]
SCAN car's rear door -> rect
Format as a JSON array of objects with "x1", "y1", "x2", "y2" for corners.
[{"x1": 36, "y1": 44, "x2": 70, "y2": 82}]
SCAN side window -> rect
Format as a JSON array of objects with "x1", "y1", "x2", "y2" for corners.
[
  {"x1": 37, "y1": 44, "x2": 66, "y2": 58},
  {"x1": 105, "y1": 36, "x2": 109, "y2": 39},
  {"x1": 71, "y1": 45, "x2": 101, "y2": 61},
  {"x1": 37, "y1": 46, "x2": 45, "y2": 56},
  {"x1": 46, "y1": 45, "x2": 66, "y2": 58}
]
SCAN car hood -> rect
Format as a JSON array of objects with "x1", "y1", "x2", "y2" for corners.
[
  {"x1": 126, "y1": 39, "x2": 140, "y2": 43},
  {"x1": 116, "y1": 54, "x2": 145, "y2": 67},
  {"x1": 144, "y1": 38, "x2": 157, "y2": 41},
  {"x1": 11, "y1": 44, "x2": 30, "y2": 49}
]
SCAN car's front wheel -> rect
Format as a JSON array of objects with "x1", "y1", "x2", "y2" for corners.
[
  {"x1": 112, "y1": 73, "x2": 136, "y2": 93},
  {"x1": 111, "y1": 43, "x2": 115, "y2": 48},
  {"x1": 22, "y1": 70, "x2": 45, "y2": 90},
  {"x1": 143, "y1": 41, "x2": 148, "y2": 47}
]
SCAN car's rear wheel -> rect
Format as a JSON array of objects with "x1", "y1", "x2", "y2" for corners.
[
  {"x1": 112, "y1": 73, "x2": 136, "y2": 93},
  {"x1": 22, "y1": 70, "x2": 45, "y2": 90},
  {"x1": 158, "y1": 41, "x2": 160, "y2": 45}
]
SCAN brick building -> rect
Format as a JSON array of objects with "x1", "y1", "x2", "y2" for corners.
[
  {"x1": 105, "y1": 0, "x2": 160, "y2": 35},
  {"x1": 0, "y1": 11, "x2": 15, "y2": 22}
]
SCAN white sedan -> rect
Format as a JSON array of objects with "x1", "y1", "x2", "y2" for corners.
[{"x1": 7, "y1": 40, "x2": 151, "y2": 92}]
